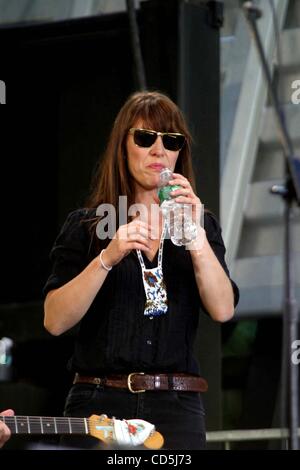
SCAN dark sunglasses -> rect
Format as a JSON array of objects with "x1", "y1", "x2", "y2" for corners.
[{"x1": 129, "y1": 128, "x2": 186, "y2": 152}]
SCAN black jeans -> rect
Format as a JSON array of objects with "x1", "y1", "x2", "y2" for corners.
[{"x1": 61, "y1": 383, "x2": 206, "y2": 450}]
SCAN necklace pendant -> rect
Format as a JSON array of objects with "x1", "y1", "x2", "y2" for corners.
[
  {"x1": 143, "y1": 267, "x2": 168, "y2": 317},
  {"x1": 136, "y1": 222, "x2": 168, "y2": 317}
]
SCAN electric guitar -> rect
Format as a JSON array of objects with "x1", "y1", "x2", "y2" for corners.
[{"x1": 0, "y1": 413, "x2": 164, "y2": 449}]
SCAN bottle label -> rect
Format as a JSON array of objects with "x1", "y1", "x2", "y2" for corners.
[{"x1": 158, "y1": 185, "x2": 181, "y2": 204}]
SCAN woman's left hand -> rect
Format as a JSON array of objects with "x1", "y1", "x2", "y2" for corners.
[{"x1": 169, "y1": 173, "x2": 202, "y2": 225}]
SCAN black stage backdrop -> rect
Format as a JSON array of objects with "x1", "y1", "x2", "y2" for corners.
[{"x1": 0, "y1": 0, "x2": 221, "y2": 448}]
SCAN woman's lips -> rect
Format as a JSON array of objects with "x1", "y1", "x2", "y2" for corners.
[{"x1": 147, "y1": 164, "x2": 165, "y2": 170}]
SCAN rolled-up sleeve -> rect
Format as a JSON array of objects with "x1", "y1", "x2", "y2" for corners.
[
  {"x1": 204, "y1": 212, "x2": 239, "y2": 307},
  {"x1": 43, "y1": 209, "x2": 90, "y2": 297}
]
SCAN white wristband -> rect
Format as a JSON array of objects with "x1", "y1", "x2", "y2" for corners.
[{"x1": 99, "y1": 249, "x2": 112, "y2": 271}]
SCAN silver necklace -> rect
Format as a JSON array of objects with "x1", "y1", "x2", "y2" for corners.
[{"x1": 136, "y1": 223, "x2": 168, "y2": 317}]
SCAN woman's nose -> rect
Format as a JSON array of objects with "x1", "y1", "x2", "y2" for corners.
[{"x1": 150, "y1": 136, "x2": 165, "y2": 156}]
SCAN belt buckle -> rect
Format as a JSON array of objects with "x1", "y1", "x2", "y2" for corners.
[{"x1": 127, "y1": 372, "x2": 145, "y2": 393}]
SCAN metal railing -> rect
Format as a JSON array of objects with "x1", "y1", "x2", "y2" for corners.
[
  {"x1": 221, "y1": 0, "x2": 289, "y2": 268},
  {"x1": 206, "y1": 427, "x2": 300, "y2": 449}
]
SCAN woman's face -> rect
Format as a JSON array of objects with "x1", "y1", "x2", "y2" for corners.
[{"x1": 126, "y1": 120, "x2": 180, "y2": 192}]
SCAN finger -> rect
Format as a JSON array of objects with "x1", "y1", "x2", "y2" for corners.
[
  {"x1": 170, "y1": 173, "x2": 189, "y2": 183},
  {"x1": 171, "y1": 172, "x2": 185, "y2": 178},
  {"x1": 125, "y1": 232, "x2": 152, "y2": 248},
  {"x1": 128, "y1": 242, "x2": 151, "y2": 251},
  {"x1": 120, "y1": 222, "x2": 146, "y2": 235},
  {"x1": 0, "y1": 409, "x2": 14, "y2": 417},
  {"x1": 0, "y1": 430, "x2": 10, "y2": 447},
  {"x1": 170, "y1": 187, "x2": 191, "y2": 197},
  {"x1": 128, "y1": 233, "x2": 151, "y2": 246},
  {"x1": 174, "y1": 196, "x2": 195, "y2": 204},
  {"x1": 153, "y1": 193, "x2": 160, "y2": 204},
  {"x1": 129, "y1": 223, "x2": 154, "y2": 237},
  {"x1": 129, "y1": 220, "x2": 152, "y2": 230},
  {"x1": 169, "y1": 180, "x2": 190, "y2": 190},
  {"x1": 127, "y1": 226, "x2": 149, "y2": 239},
  {"x1": 133, "y1": 222, "x2": 155, "y2": 238}
]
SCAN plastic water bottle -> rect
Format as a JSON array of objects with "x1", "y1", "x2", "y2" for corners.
[{"x1": 158, "y1": 168, "x2": 198, "y2": 246}]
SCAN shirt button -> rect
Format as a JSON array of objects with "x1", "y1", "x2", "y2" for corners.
[{"x1": 147, "y1": 340, "x2": 152, "y2": 345}]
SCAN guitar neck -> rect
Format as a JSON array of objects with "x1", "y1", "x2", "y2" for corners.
[{"x1": 0, "y1": 415, "x2": 89, "y2": 436}]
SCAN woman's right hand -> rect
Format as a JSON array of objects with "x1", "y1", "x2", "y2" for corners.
[{"x1": 102, "y1": 219, "x2": 152, "y2": 268}]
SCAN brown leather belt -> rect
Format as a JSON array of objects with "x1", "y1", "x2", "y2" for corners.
[{"x1": 73, "y1": 372, "x2": 208, "y2": 393}]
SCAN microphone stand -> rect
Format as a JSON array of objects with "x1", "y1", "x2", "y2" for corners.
[{"x1": 243, "y1": 2, "x2": 300, "y2": 450}]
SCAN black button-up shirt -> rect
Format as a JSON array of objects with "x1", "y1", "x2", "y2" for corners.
[{"x1": 43, "y1": 209, "x2": 239, "y2": 375}]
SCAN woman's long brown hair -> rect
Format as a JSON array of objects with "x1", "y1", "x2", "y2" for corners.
[
  {"x1": 86, "y1": 90, "x2": 195, "y2": 210},
  {"x1": 85, "y1": 91, "x2": 197, "y2": 247}
]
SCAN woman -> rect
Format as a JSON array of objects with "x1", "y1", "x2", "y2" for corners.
[{"x1": 43, "y1": 90, "x2": 239, "y2": 449}]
